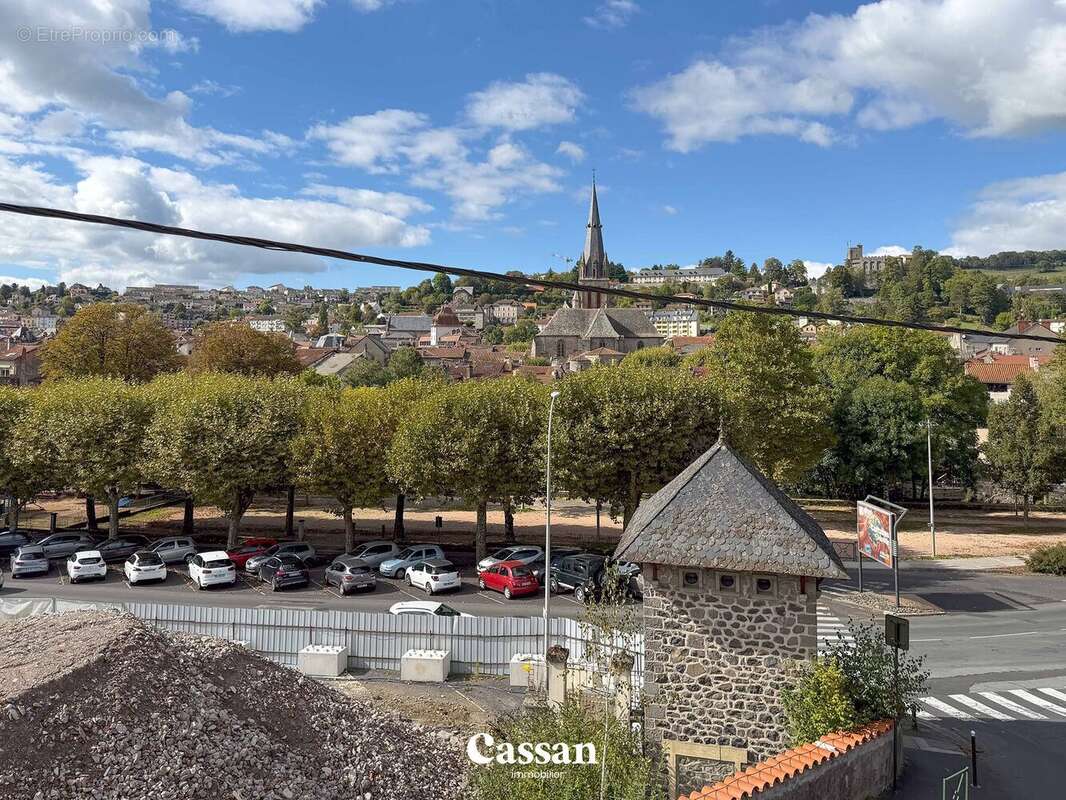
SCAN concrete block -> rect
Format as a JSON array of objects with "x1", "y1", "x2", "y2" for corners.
[
  {"x1": 297, "y1": 644, "x2": 348, "y2": 677},
  {"x1": 400, "y1": 649, "x2": 451, "y2": 682},
  {"x1": 509, "y1": 653, "x2": 545, "y2": 689}
]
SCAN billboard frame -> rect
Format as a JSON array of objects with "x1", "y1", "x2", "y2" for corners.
[{"x1": 857, "y1": 495, "x2": 907, "y2": 608}]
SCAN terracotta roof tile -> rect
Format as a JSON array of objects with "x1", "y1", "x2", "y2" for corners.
[
  {"x1": 683, "y1": 721, "x2": 893, "y2": 800},
  {"x1": 965, "y1": 362, "x2": 1033, "y2": 384}
]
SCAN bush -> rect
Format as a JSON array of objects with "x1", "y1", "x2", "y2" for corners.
[
  {"x1": 781, "y1": 658, "x2": 859, "y2": 745},
  {"x1": 1027, "y1": 544, "x2": 1066, "y2": 575},
  {"x1": 469, "y1": 698, "x2": 658, "y2": 800}
]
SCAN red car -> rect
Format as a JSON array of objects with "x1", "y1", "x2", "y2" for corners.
[
  {"x1": 226, "y1": 538, "x2": 278, "y2": 570},
  {"x1": 478, "y1": 560, "x2": 539, "y2": 600}
]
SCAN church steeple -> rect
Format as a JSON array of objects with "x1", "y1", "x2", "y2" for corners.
[{"x1": 574, "y1": 177, "x2": 610, "y2": 309}]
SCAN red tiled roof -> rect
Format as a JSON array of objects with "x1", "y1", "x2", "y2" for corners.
[
  {"x1": 0, "y1": 344, "x2": 40, "y2": 361},
  {"x1": 683, "y1": 721, "x2": 893, "y2": 800},
  {"x1": 669, "y1": 335, "x2": 716, "y2": 350},
  {"x1": 294, "y1": 347, "x2": 335, "y2": 368},
  {"x1": 965, "y1": 361, "x2": 1034, "y2": 384},
  {"x1": 420, "y1": 346, "x2": 467, "y2": 360}
]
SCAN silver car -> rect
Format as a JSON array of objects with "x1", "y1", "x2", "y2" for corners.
[
  {"x1": 245, "y1": 542, "x2": 317, "y2": 574},
  {"x1": 345, "y1": 540, "x2": 400, "y2": 568},
  {"x1": 10, "y1": 545, "x2": 49, "y2": 577},
  {"x1": 323, "y1": 556, "x2": 377, "y2": 595},
  {"x1": 150, "y1": 537, "x2": 198, "y2": 564},
  {"x1": 36, "y1": 533, "x2": 99, "y2": 560}
]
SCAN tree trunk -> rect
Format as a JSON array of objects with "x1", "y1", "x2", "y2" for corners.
[
  {"x1": 285, "y1": 485, "x2": 295, "y2": 538},
  {"x1": 5, "y1": 493, "x2": 13, "y2": 530},
  {"x1": 183, "y1": 496, "x2": 194, "y2": 535},
  {"x1": 11, "y1": 500, "x2": 20, "y2": 534},
  {"x1": 1023, "y1": 495, "x2": 1030, "y2": 521},
  {"x1": 503, "y1": 503, "x2": 515, "y2": 543},
  {"x1": 475, "y1": 501, "x2": 488, "y2": 564},
  {"x1": 393, "y1": 493, "x2": 406, "y2": 543},
  {"x1": 85, "y1": 495, "x2": 98, "y2": 532},
  {"x1": 595, "y1": 500, "x2": 602, "y2": 542},
  {"x1": 343, "y1": 506, "x2": 355, "y2": 553},
  {"x1": 227, "y1": 488, "x2": 248, "y2": 549},
  {"x1": 108, "y1": 493, "x2": 120, "y2": 539}
]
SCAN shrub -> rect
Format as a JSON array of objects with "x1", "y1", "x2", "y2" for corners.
[
  {"x1": 781, "y1": 658, "x2": 859, "y2": 745},
  {"x1": 468, "y1": 698, "x2": 659, "y2": 800},
  {"x1": 1027, "y1": 544, "x2": 1066, "y2": 575}
]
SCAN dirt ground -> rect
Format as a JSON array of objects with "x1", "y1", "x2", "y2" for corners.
[{"x1": 17, "y1": 493, "x2": 1066, "y2": 559}]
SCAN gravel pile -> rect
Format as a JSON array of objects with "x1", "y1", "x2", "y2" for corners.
[{"x1": 0, "y1": 612, "x2": 469, "y2": 800}]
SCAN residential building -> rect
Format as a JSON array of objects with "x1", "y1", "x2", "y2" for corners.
[
  {"x1": 0, "y1": 344, "x2": 41, "y2": 386},
  {"x1": 630, "y1": 264, "x2": 727, "y2": 286},
  {"x1": 667, "y1": 335, "x2": 715, "y2": 355},
  {"x1": 649, "y1": 308, "x2": 699, "y2": 338},
  {"x1": 454, "y1": 304, "x2": 486, "y2": 329},
  {"x1": 376, "y1": 313, "x2": 432, "y2": 349},
  {"x1": 246, "y1": 315, "x2": 287, "y2": 333},
  {"x1": 965, "y1": 353, "x2": 1052, "y2": 402},
  {"x1": 488, "y1": 299, "x2": 522, "y2": 325},
  {"x1": 566, "y1": 347, "x2": 625, "y2": 372},
  {"x1": 429, "y1": 306, "x2": 462, "y2": 346},
  {"x1": 845, "y1": 243, "x2": 911, "y2": 282},
  {"x1": 345, "y1": 333, "x2": 389, "y2": 365},
  {"x1": 948, "y1": 320, "x2": 1060, "y2": 360}
]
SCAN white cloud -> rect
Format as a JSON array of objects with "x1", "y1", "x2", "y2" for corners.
[
  {"x1": 176, "y1": 0, "x2": 322, "y2": 32},
  {"x1": 0, "y1": 275, "x2": 50, "y2": 289},
  {"x1": 556, "y1": 141, "x2": 586, "y2": 163},
  {"x1": 662, "y1": 204, "x2": 678, "y2": 215},
  {"x1": 585, "y1": 0, "x2": 639, "y2": 30},
  {"x1": 803, "y1": 260, "x2": 833, "y2": 278},
  {"x1": 465, "y1": 73, "x2": 584, "y2": 131},
  {"x1": 869, "y1": 245, "x2": 910, "y2": 257},
  {"x1": 308, "y1": 109, "x2": 430, "y2": 173},
  {"x1": 0, "y1": 153, "x2": 431, "y2": 289},
  {"x1": 947, "y1": 171, "x2": 1066, "y2": 257},
  {"x1": 632, "y1": 0, "x2": 1066, "y2": 151}
]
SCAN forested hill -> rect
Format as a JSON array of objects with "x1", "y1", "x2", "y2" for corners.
[{"x1": 955, "y1": 250, "x2": 1066, "y2": 272}]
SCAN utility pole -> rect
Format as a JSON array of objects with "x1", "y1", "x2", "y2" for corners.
[
  {"x1": 927, "y1": 418, "x2": 936, "y2": 557},
  {"x1": 543, "y1": 390, "x2": 561, "y2": 686}
]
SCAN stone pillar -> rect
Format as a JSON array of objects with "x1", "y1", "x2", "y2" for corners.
[{"x1": 546, "y1": 644, "x2": 569, "y2": 710}]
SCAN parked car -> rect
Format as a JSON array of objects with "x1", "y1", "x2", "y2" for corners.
[
  {"x1": 245, "y1": 542, "x2": 317, "y2": 574},
  {"x1": 38, "y1": 533, "x2": 99, "y2": 560},
  {"x1": 124, "y1": 550, "x2": 167, "y2": 585},
  {"x1": 405, "y1": 558, "x2": 461, "y2": 595},
  {"x1": 345, "y1": 540, "x2": 400, "y2": 568},
  {"x1": 188, "y1": 551, "x2": 237, "y2": 589},
  {"x1": 150, "y1": 537, "x2": 198, "y2": 564},
  {"x1": 476, "y1": 544, "x2": 544, "y2": 572},
  {"x1": 379, "y1": 545, "x2": 446, "y2": 579},
  {"x1": 388, "y1": 600, "x2": 471, "y2": 617},
  {"x1": 478, "y1": 560, "x2": 539, "y2": 599},
  {"x1": 226, "y1": 538, "x2": 278, "y2": 570},
  {"x1": 10, "y1": 545, "x2": 49, "y2": 577},
  {"x1": 323, "y1": 556, "x2": 377, "y2": 595},
  {"x1": 550, "y1": 553, "x2": 640, "y2": 603},
  {"x1": 96, "y1": 535, "x2": 152, "y2": 563},
  {"x1": 0, "y1": 530, "x2": 33, "y2": 558},
  {"x1": 257, "y1": 554, "x2": 310, "y2": 591},
  {"x1": 529, "y1": 547, "x2": 585, "y2": 585},
  {"x1": 66, "y1": 550, "x2": 107, "y2": 583}
]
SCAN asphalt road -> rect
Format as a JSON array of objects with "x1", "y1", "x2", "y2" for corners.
[{"x1": 0, "y1": 559, "x2": 592, "y2": 619}]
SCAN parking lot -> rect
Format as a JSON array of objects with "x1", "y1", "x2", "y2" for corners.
[{"x1": 1, "y1": 557, "x2": 593, "y2": 619}]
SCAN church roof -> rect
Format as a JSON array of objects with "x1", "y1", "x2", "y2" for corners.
[
  {"x1": 582, "y1": 180, "x2": 606, "y2": 271},
  {"x1": 614, "y1": 442, "x2": 846, "y2": 579},
  {"x1": 432, "y1": 306, "x2": 461, "y2": 326},
  {"x1": 538, "y1": 307, "x2": 660, "y2": 339}
]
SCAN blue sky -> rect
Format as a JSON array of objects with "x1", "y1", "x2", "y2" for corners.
[{"x1": 0, "y1": 0, "x2": 1064, "y2": 290}]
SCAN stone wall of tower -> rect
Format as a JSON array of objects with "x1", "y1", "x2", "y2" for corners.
[{"x1": 641, "y1": 565, "x2": 818, "y2": 764}]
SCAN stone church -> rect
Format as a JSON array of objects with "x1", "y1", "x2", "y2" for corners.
[{"x1": 532, "y1": 181, "x2": 662, "y2": 361}]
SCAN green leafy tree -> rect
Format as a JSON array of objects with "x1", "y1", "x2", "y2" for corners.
[
  {"x1": 620, "y1": 346, "x2": 681, "y2": 369},
  {"x1": 388, "y1": 379, "x2": 546, "y2": 561},
  {"x1": 781, "y1": 658, "x2": 858, "y2": 745},
  {"x1": 502, "y1": 319, "x2": 539, "y2": 345},
  {"x1": 552, "y1": 366, "x2": 718, "y2": 525},
  {"x1": 0, "y1": 387, "x2": 53, "y2": 531},
  {"x1": 482, "y1": 324, "x2": 504, "y2": 345},
  {"x1": 344, "y1": 358, "x2": 391, "y2": 388},
  {"x1": 187, "y1": 322, "x2": 302, "y2": 377},
  {"x1": 387, "y1": 347, "x2": 424, "y2": 380},
  {"x1": 702, "y1": 312, "x2": 832, "y2": 483},
  {"x1": 40, "y1": 304, "x2": 180, "y2": 382},
  {"x1": 985, "y1": 376, "x2": 1061, "y2": 519},
  {"x1": 312, "y1": 302, "x2": 329, "y2": 337},
  {"x1": 13, "y1": 379, "x2": 150, "y2": 538},
  {"x1": 293, "y1": 388, "x2": 394, "y2": 551},
  {"x1": 144, "y1": 374, "x2": 305, "y2": 547},
  {"x1": 283, "y1": 306, "x2": 309, "y2": 334}
]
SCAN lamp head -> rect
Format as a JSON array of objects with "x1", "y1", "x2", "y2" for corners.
[{"x1": 550, "y1": 390, "x2": 561, "y2": 399}]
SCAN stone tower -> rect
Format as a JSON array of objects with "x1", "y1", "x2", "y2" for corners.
[
  {"x1": 573, "y1": 179, "x2": 611, "y2": 310},
  {"x1": 613, "y1": 441, "x2": 846, "y2": 794}
]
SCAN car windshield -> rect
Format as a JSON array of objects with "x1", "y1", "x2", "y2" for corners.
[
  {"x1": 395, "y1": 548, "x2": 414, "y2": 560},
  {"x1": 204, "y1": 558, "x2": 233, "y2": 569},
  {"x1": 350, "y1": 544, "x2": 369, "y2": 556},
  {"x1": 435, "y1": 604, "x2": 461, "y2": 617},
  {"x1": 77, "y1": 557, "x2": 102, "y2": 565},
  {"x1": 17, "y1": 548, "x2": 43, "y2": 558},
  {"x1": 512, "y1": 567, "x2": 532, "y2": 577},
  {"x1": 260, "y1": 545, "x2": 279, "y2": 557}
]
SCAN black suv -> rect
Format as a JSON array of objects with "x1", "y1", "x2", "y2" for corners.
[{"x1": 550, "y1": 553, "x2": 642, "y2": 604}]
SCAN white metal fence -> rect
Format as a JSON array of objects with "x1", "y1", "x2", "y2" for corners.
[{"x1": 0, "y1": 597, "x2": 644, "y2": 685}]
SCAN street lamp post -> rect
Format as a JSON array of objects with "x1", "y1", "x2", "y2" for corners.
[
  {"x1": 927, "y1": 418, "x2": 936, "y2": 557},
  {"x1": 544, "y1": 390, "x2": 561, "y2": 679}
]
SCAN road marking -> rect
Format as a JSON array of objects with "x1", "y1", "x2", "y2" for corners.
[
  {"x1": 1038, "y1": 688, "x2": 1066, "y2": 705},
  {"x1": 970, "y1": 631, "x2": 1040, "y2": 640},
  {"x1": 920, "y1": 697, "x2": 975, "y2": 720},
  {"x1": 478, "y1": 591, "x2": 507, "y2": 606},
  {"x1": 447, "y1": 685, "x2": 489, "y2": 714},
  {"x1": 948, "y1": 694, "x2": 1012, "y2": 721},
  {"x1": 912, "y1": 638, "x2": 943, "y2": 643},
  {"x1": 977, "y1": 692, "x2": 1047, "y2": 720},
  {"x1": 1008, "y1": 689, "x2": 1066, "y2": 717}
]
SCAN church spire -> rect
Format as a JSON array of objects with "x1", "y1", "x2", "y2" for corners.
[{"x1": 582, "y1": 177, "x2": 606, "y2": 274}]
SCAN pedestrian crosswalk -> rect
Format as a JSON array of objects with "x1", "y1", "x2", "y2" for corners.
[
  {"x1": 915, "y1": 688, "x2": 1066, "y2": 723},
  {"x1": 816, "y1": 604, "x2": 855, "y2": 652}
]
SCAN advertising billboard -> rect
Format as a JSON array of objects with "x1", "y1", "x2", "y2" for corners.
[{"x1": 857, "y1": 500, "x2": 895, "y2": 568}]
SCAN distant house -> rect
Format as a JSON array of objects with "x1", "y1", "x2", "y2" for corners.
[
  {"x1": 429, "y1": 306, "x2": 462, "y2": 346},
  {"x1": 0, "y1": 344, "x2": 41, "y2": 386},
  {"x1": 667, "y1": 335, "x2": 715, "y2": 355},
  {"x1": 566, "y1": 346, "x2": 626, "y2": 372},
  {"x1": 950, "y1": 320, "x2": 1060, "y2": 360},
  {"x1": 345, "y1": 333, "x2": 389, "y2": 365},
  {"x1": 379, "y1": 313, "x2": 432, "y2": 349},
  {"x1": 649, "y1": 308, "x2": 699, "y2": 338},
  {"x1": 246, "y1": 315, "x2": 287, "y2": 334},
  {"x1": 965, "y1": 353, "x2": 1052, "y2": 402},
  {"x1": 489, "y1": 299, "x2": 522, "y2": 326},
  {"x1": 294, "y1": 347, "x2": 336, "y2": 370}
]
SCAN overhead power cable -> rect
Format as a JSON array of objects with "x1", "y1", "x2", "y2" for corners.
[{"x1": 0, "y1": 201, "x2": 1061, "y2": 345}]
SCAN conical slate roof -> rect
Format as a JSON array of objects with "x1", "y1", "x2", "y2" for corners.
[
  {"x1": 581, "y1": 180, "x2": 606, "y2": 276},
  {"x1": 614, "y1": 442, "x2": 847, "y2": 579}
]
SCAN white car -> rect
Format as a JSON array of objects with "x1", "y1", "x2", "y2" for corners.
[
  {"x1": 404, "y1": 558, "x2": 461, "y2": 595},
  {"x1": 66, "y1": 550, "x2": 107, "y2": 583},
  {"x1": 477, "y1": 545, "x2": 544, "y2": 572},
  {"x1": 124, "y1": 550, "x2": 168, "y2": 585},
  {"x1": 188, "y1": 551, "x2": 236, "y2": 589},
  {"x1": 388, "y1": 600, "x2": 472, "y2": 618}
]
